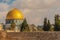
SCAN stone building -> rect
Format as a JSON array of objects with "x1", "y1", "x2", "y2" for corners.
[
  {"x1": 5, "y1": 8, "x2": 24, "y2": 32},
  {"x1": 0, "y1": 23, "x2": 3, "y2": 30},
  {"x1": 29, "y1": 24, "x2": 38, "y2": 32},
  {"x1": 0, "y1": 8, "x2": 38, "y2": 32}
]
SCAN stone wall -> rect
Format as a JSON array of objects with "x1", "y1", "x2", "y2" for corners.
[
  {"x1": 6, "y1": 32, "x2": 60, "y2": 40},
  {"x1": 0, "y1": 31, "x2": 6, "y2": 40},
  {"x1": 1, "y1": 31, "x2": 60, "y2": 40}
]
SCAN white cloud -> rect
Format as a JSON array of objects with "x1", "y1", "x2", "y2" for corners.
[
  {"x1": 8, "y1": 0, "x2": 60, "y2": 25},
  {"x1": 0, "y1": 0, "x2": 60, "y2": 25},
  {"x1": 0, "y1": 11, "x2": 8, "y2": 24},
  {"x1": 0, "y1": 3, "x2": 9, "y2": 12},
  {"x1": 0, "y1": 3, "x2": 9, "y2": 19},
  {"x1": 11, "y1": 0, "x2": 57, "y2": 9},
  {"x1": 0, "y1": 3, "x2": 9, "y2": 23},
  {"x1": 44, "y1": 0, "x2": 56, "y2": 5}
]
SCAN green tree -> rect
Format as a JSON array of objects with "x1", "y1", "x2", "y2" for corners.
[
  {"x1": 43, "y1": 18, "x2": 48, "y2": 31},
  {"x1": 43, "y1": 18, "x2": 51, "y2": 31},
  {"x1": 11, "y1": 21, "x2": 15, "y2": 30},
  {"x1": 20, "y1": 18, "x2": 30, "y2": 32},
  {"x1": 54, "y1": 14, "x2": 60, "y2": 31},
  {"x1": 47, "y1": 20, "x2": 51, "y2": 31}
]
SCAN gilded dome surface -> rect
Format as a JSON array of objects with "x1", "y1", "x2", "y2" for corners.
[{"x1": 6, "y1": 8, "x2": 24, "y2": 20}]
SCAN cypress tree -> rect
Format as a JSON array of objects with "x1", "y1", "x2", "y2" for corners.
[
  {"x1": 20, "y1": 18, "x2": 30, "y2": 32},
  {"x1": 43, "y1": 18, "x2": 48, "y2": 31},
  {"x1": 47, "y1": 20, "x2": 51, "y2": 31},
  {"x1": 43, "y1": 18, "x2": 51, "y2": 31},
  {"x1": 54, "y1": 14, "x2": 60, "y2": 31}
]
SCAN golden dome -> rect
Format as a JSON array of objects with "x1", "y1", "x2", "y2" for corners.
[{"x1": 6, "y1": 8, "x2": 24, "y2": 20}]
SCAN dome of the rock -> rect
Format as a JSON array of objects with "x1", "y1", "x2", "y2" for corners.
[
  {"x1": 5, "y1": 8, "x2": 24, "y2": 32},
  {"x1": 6, "y1": 8, "x2": 24, "y2": 20}
]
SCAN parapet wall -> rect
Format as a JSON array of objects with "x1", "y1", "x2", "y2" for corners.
[
  {"x1": 7, "y1": 32, "x2": 60, "y2": 40},
  {"x1": 0, "y1": 31, "x2": 60, "y2": 40}
]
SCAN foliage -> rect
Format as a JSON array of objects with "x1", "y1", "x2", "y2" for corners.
[
  {"x1": 11, "y1": 21, "x2": 15, "y2": 30},
  {"x1": 43, "y1": 18, "x2": 51, "y2": 31},
  {"x1": 54, "y1": 14, "x2": 60, "y2": 31},
  {"x1": 20, "y1": 18, "x2": 30, "y2": 32}
]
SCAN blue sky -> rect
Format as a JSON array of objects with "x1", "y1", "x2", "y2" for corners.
[
  {"x1": 0, "y1": 0, "x2": 15, "y2": 4},
  {"x1": 0, "y1": 0, "x2": 60, "y2": 26}
]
